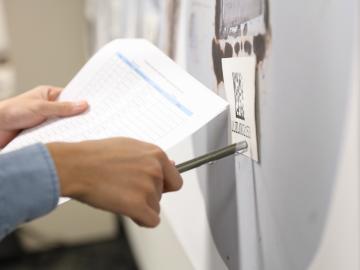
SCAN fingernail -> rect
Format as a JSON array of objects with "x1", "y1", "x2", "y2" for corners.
[{"x1": 73, "y1": 101, "x2": 88, "y2": 111}]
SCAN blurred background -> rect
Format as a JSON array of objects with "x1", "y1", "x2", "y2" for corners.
[{"x1": 0, "y1": 0, "x2": 190, "y2": 269}]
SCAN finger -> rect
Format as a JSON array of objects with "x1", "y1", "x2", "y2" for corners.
[
  {"x1": 133, "y1": 207, "x2": 160, "y2": 228},
  {"x1": 47, "y1": 87, "x2": 63, "y2": 101},
  {"x1": 146, "y1": 193, "x2": 161, "y2": 214},
  {"x1": 161, "y1": 157, "x2": 183, "y2": 193},
  {"x1": 40, "y1": 100, "x2": 89, "y2": 117}
]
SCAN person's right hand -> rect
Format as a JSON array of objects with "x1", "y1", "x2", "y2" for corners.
[{"x1": 47, "y1": 138, "x2": 183, "y2": 228}]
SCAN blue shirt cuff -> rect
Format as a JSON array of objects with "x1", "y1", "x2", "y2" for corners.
[{"x1": 0, "y1": 143, "x2": 60, "y2": 239}]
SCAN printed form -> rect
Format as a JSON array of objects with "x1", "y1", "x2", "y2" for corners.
[{"x1": 3, "y1": 39, "x2": 228, "y2": 203}]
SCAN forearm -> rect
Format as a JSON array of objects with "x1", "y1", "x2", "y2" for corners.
[
  {"x1": 0, "y1": 130, "x2": 18, "y2": 148},
  {"x1": 0, "y1": 143, "x2": 60, "y2": 240},
  {"x1": 0, "y1": 98, "x2": 9, "y2": 129},
  {"x1": 47, "y1": 142, "x2": 87, "y2": 199},
  {"x1": 0, "y1": 100, "x2": 16, "y2": 148}
]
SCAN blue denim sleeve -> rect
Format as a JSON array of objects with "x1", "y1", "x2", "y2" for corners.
[{"x1": 0, "y1": 143, "x2": 60, "y2": 240}]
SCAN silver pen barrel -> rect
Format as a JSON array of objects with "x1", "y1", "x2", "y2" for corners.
[{"x1": 176, "y1": 141, "x2": 248, "y2": 173}]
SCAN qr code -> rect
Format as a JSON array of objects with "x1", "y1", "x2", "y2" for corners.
[{"x1": 232, "y1": 72, "x2": 245, "y2": 120}]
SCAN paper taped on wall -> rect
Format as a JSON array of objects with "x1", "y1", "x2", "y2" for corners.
[{"x1": 222, "y1": 56, "x2": 258, "y2": 161}]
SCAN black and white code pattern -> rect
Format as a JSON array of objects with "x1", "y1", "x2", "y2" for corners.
[{"x1": 232, "y1": 72, "x2": 245, "y2": 120}]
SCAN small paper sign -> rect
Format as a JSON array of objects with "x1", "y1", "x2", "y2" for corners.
[{"x1": 222, "y1": 56, "x2": 258, "y2": 161}]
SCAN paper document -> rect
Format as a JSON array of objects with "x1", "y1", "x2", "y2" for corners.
[{"x1": 3, "y1": 39, "x2": 228, "y2": 174}]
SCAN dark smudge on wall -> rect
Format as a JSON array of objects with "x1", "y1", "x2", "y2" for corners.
[{"x1": 212, "y1": 39, "x2": 225, "y2": 84}]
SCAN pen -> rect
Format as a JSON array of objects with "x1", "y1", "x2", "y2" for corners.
[{"x1": 176, "y1": 141, "x2": 248, "y2": 173}]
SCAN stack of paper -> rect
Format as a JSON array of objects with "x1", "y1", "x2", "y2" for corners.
[{"x1": 3, "y1": 39, "x2": 228, "y2": 162}]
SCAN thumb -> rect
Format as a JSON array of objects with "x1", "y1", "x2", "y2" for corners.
[{"x1": 40, "y1": 100, "x2": 88, "y2": 117}]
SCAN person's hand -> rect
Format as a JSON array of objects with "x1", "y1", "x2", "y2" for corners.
[
  {"x1": 47, "y1": 138, "x2": 183, "y2": 228},
  {"x1": 0, "y1": 85, "x2": 88, "y2": 147}
]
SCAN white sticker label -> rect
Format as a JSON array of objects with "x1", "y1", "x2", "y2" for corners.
[{"x1": 222, "y1": 56, "x2": 258, "y2": 161}]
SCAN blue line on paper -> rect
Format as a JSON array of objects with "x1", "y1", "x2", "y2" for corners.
[{"x1": 116, "y1": 52, "x2": 193, "y2": 117}]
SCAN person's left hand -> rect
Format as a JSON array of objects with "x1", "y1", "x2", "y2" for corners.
[{"x1": 0, "y1": 85, "x2": 88, "y2": 147}]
